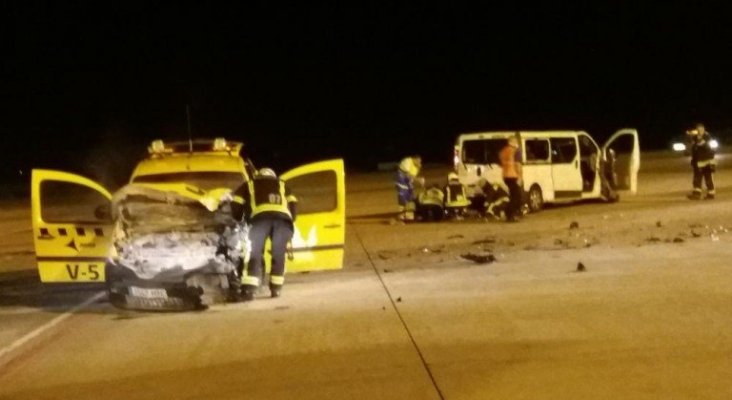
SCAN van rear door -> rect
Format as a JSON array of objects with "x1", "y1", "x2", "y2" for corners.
[{"x1": 457, "y1": 137, "x2": 506, "y2": 187}]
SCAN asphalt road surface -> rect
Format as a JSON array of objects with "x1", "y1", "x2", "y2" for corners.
[{"x1": 1, "y1": 152, "x2": 731, "y2": 399}]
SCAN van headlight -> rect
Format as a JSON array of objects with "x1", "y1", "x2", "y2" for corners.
[
  {"x1": 709, "y1": 139, "x2": 719, "y2": 149},
  {"x1": 672, "y1": 142, "x2": 686, "y2": 152}
]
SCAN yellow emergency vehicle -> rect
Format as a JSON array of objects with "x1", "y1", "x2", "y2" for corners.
[{"x1": 31, "y1": 138, "x2": 345, "y2": 309}]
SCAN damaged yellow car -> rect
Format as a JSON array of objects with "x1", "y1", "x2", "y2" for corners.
[{"x1": 31, "y1": 138, "x2": 345, "y2": 310}]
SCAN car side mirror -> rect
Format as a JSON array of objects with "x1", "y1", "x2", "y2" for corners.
[{"x1": 94, "y1": 204, "x2": 111, "y2": 221}]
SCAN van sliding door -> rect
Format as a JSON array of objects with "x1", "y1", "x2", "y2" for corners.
[{"x1": 549, "y1": 137, "x2": 583, "y2": 198}]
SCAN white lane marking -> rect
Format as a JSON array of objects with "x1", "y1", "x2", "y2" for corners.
[{"x1": 0, "y1": 291, "x2": 105, "y2": 362}]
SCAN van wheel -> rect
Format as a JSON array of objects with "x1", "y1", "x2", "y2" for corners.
[{"x1": 528, "y1": 185, "x2": 543, "y2": 212}]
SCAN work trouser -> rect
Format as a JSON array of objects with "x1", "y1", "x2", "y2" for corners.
[
  {"x1": 417, "y1": 203, "x2": 444, "y2": 221},
  {"x1": 503, "y1": 178, "x2": 522, "y2": 220},
  {"x1": 243, "y1": 217, "x2": 294, "y2": 291},
  {"x1": 692, "y1": 164, "x2": 715, "y2": 194},
  {"x1": 396, "y1": 171, "x2": 415, "y2": 220}
]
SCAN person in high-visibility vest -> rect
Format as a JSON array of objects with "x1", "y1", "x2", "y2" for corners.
[
  {"x1": 444, "y1": 172, "x2": 471, "y2": 220},
  {"x1": 499, "y1": 136, "x2": 523, "y2": 222},
  {"x1": 234, "y1": 167, "x2": 297, "y2": 300},
  {"x1": 687, "y1": 123, "x2": 717, "y2": 200},
  {"x1": 395, "y1": 155, "x2": 422, "y2": 221}
]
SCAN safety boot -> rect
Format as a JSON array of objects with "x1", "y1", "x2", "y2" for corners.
[
  {"x1": 270, "y1": 284, "x2": 282, "y2": 298},
  {"x1": 687, "y1": 191, "x2": 702, "y2": 200},
  {"x1": 241, "y1": 286, "x2": 256, "y2": 301},
  {"x1": 704, "y1": 193, "x2": 716, "y2": 200}
]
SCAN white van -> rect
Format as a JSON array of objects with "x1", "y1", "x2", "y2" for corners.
[{"x1": 453, "y1": 129, "x2": 640, "y2": 211}]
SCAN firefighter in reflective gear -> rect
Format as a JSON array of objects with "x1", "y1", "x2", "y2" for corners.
[
  {"x1": 479, "y1": 179, "x2": 510, "y2": 220},
  {"x1": 444, "y1": 172, "x2": 471, "y2": 219},
  {"x1": 416, "y1": 184, "x2": 445, "y2": 221},
  {"x1": 687, "y1": 123, "x2": 716, "y2": 200},
  {"x1": 234, "y1": 167, "x2": 297, "y2": 300},
  {"x1": 395, "y1": 155, "x2": 422, "y2": 221}
]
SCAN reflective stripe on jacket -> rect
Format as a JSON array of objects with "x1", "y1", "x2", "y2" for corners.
[
  {"x1": 445, "y1": 182, "x2": 471, "y2": 208},
  {"x1": 247, "y1": 178, "x2": 295, "y2": 220}
]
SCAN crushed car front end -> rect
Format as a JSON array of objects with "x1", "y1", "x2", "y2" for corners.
[{"x1": 106, "y1": 185, "x2": 247, "y2": 311}]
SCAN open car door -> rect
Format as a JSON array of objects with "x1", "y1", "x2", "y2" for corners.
[
  {"x1": 281, "y1": 159, "x2": 346, "y2": 272},
  {"x1": 31, "y1": 170, "x2": 114, "y2": 283},
  {"x1": 603, "y1": 129, "x2": 640, "y2": 194}
]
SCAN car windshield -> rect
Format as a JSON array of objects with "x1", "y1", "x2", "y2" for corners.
[{"x1": 132, "y1": 172, "x2": 245, "y2": 191}]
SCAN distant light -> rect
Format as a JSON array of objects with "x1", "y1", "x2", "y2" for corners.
[
  {"x1": 672, "y1": 143, "x2": 686, "y2": 152},
  {"x1": 709, "y1": 139, "x2": 719, "y2": 149}
]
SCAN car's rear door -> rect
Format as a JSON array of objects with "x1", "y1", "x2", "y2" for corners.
[
  {"x1": 31, "y1": 170, "x2": 113, "y2": 283},
  {"x1": 281, "y1": 159, "x2": 346, "y2": 272},
  {"x1": 603, "y1": 128, "x2": 640, "y2": 193}
]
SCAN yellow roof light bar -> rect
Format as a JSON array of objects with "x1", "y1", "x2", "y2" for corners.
[
  {"x1": 213, "y1": 137, "x2": 228, "y2": 151},
  {"x1": 148, "y1": 140, "x2": 169, "y2": 155}
]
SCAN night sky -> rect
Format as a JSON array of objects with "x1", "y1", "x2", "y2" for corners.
[{"x1": 3, "y1": 2, "x2": 732, "y2": 186}]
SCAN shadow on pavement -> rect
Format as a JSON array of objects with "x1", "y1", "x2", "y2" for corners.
[{"x1": 0, "y1": 269, "x2": 106, "y2": 312}]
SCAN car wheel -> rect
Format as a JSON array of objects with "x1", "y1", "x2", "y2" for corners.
[{"x1": 528, "y1": 185, "x2": 543, "y2": 212}]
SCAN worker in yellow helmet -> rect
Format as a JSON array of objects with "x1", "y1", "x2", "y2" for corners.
[
  {"x1": 444, "y1": 172, "x2": 471, "y2": 220},
  {"x1": 234, "y1": 167, "x2": 297, "y2": 301}
]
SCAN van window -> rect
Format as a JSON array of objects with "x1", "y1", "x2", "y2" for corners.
[
  {"x1": 461, "y1": 139, "x2": 507, "y2": 165},
  {"x1": 550, "y1": 138, "x2": 578, "y2": 163},
  {"x1": 524, "y1": 139, "x2": 550, "y2": 162}
]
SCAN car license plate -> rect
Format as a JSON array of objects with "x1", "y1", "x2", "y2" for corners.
[{"x1": 129, "y1": 286, "x2": 168, "y2": 299}]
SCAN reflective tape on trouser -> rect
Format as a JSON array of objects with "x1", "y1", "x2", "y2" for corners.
[
  {"x1": 242, "y1": 275, "x2": 260, "y2": 286},
  {"x1": 270, "y1": 275, "x2": 285, "y2": 285},
  {"x1": 697, "y1": 160, "x2": 717, "y2": 168}
]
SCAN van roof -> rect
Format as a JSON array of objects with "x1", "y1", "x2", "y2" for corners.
[{"x1": 456, "y1": 131, "x2": 588, "y2": 142}]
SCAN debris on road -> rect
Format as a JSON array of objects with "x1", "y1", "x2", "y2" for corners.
[
  {"x1": 383, "y1": 269, "x2": 392, "y2": 273},
  {"x1": 569, "y1": 221, "x2": 579, "y2": 229},
  {"x1": 448, "y1": 234, "x2": 464, "y2": 239},
  {"x1": 711, "y1": 234, "x2": 720, "y2": 242},
  {"x1": 472, "y1": 237, "x2": 496, "y2": 245},
  {"x1": 691, "y1": 230, "x2": 702, "y2": 238},
  {"x1": 378, "y1": 252, "x2": 391, "y2": 260},
  {"x1": 577, "y1": 262, "x2": 586, "y2": 272},
  {"x1": 460, "y1": 253, "x2": 497, "y2": 264},
  {"x1": 646, "y1": 236, "x2": 661, "y2": 243},
  {"x1": 396, "y1": 297, "x2": 402, "y2": 303},
  {"x1": 421, "y1": 245, "x2": 445, "y2": 254},
  {"x1": 656, "y1": 221, "x2": 663, "y2": 228},
  {"x1": 673, "y1": 237, "x2": 685, "y2": 243}
]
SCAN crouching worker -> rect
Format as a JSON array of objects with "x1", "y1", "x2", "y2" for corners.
[
  {"x1": 416, "y1": 184, "x2": 445, "y2": 222},
  {"x1": 234, "y1": 167, "x2": 297, "y2": 301},
  {"x1": 444, "y1": 173, "x2": 471, "y2": 220},
  {"x1": 480, "y1": 179, "x2": 510, "y2": 220}
]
